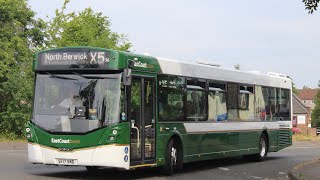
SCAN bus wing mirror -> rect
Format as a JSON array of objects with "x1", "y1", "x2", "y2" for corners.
[
  {"x1": 128, "y1": 60, "x2": 135, "y2": 68},
  {"x1": 123, "y1": 69, "x2": 132, "y2": 86}
]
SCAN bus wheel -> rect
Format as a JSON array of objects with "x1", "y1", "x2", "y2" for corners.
[
  {"x1": 162, "y1": 139, "x2": 182, "y2": 175},
  {"x1": 256, "y1": 133, "x2": 268, "y2": 161},
  {"x1": 245, "y1": 133, "x2": 268, "y2": 162}
]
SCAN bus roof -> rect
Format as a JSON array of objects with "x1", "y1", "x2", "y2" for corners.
[
  {"x1": 33, "y1": 46, "x2": 292, "y2": 89},
  {"x1": 156, "y1": 57, "x2": 292, "y2": 89}
]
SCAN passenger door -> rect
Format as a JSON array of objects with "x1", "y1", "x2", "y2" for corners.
[{"x1": 130, "y1": 76, "x2": 156, "y2": 166}]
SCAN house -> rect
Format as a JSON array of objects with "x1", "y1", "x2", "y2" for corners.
[
  {"x1": 297, "y1": 89, "x2": 319, "y2": 111},
  {"x1": 292, "y1": 93, "x2": 316, "y2": 136}
]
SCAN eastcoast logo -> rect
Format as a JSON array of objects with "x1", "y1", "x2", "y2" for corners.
[
  {"x1": 51, "y1": 138, "x2": 80, "y2": 144},
  {"x1": 134, "y1": 61, "x2": 147, "y2": 68},
  {"x1": 51, "y1": 138, "x2": 70, "y2": 144}
]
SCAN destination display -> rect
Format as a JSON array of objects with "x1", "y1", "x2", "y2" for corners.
[{"x1": 37, "y1": 48, "x2": 111, "y2": 70}]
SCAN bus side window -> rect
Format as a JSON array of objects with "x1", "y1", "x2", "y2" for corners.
[
  {"x1": 238, "y1": 85, "x2": 254, "y2": 120},
  {"x1": 208, "y1": 82, "x2": 227, "y2": 122},
  {"x1": 186, "y1": 78, "x2": 207, "y2": 121},
  {"x1": 158, "y1": 75, "x2": 185, "y2": 122}
]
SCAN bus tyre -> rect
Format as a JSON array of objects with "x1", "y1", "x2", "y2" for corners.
[
  {"x1": 245, "y1": 133, "x2": 268, "y2": 162},
  {"x1": 255, "y1": 133, "x2": 268, "y2": 161},
  {"x1": 162, "y1": 139, "x2": 182, "y2": 175}
]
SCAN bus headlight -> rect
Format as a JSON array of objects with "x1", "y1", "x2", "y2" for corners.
[
  {"x1": 109, "y1": 136, "x2": 115, "y2": 141},
  {"x1": 26, "y1": 128, "x2": 30, "y2": 133},
  {"x1": 112, "y1": 130, "x2": 117, "y2": 135},
  {"x1": 26, "y1": 133, "x2": 32, "y2": 139}
]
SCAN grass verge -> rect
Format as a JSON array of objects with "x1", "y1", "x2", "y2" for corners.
[
  {"x1": 292, "y1": 133, "x2": 320, "y2": 142},
  {"x1": 0, "y1": 134, "x2": 26, "y2": 142}
]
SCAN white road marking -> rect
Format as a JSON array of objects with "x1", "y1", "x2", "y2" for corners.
[
  {"x1": 218, "y1": 167, "x2": 230, "y2": 171},
  {"x1": 287, "y1": 146, "x2": 320, "y2": 150},
  {"x1": 251, "y1": 176, "x2": 262, "y2": 179}
]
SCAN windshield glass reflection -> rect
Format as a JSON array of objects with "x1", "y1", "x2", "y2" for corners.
[{"x1": 33, "y1": 73, "x2": 122, "y2": 133}]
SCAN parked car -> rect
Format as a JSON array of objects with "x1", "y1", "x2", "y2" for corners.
[
  {"x1": 316, "y1": 127, "x2": 320, "y2": 136},
  {"x1": 292, "y1": 127, "x2": 302, "y2": 134}
]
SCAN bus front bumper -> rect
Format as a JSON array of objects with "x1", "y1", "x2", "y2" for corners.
[{"x1": 27, "y1": 143, "x2": 130, "y2": 170}]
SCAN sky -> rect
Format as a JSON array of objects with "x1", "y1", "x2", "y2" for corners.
[{"x1": 28, "y1": 0, "x2": 320, "y2": 88}]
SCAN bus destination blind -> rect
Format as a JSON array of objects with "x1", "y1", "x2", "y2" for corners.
[{"x1": 37, "y1": 49, "x2": 111, "y2": 70}]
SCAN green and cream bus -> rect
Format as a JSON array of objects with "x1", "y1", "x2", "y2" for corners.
[{"x1": 25, "y1": 47, "x2": 292, "y2": 174}]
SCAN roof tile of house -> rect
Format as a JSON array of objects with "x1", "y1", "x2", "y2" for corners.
[
  {"x1": 297, "y1": 89, "x2": 319, "y2": 100},
  {"x1": 292, "y1": 94, "x2": 310, "y2": 114}
]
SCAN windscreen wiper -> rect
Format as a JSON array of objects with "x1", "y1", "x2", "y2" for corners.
[
  {"x1": 72, "y1": 72, "x2": 119, "y2": 79},
  {"x1": 46, "y1": 72, "x2": 77, "y2": 80},
  {"x1": 72, "y1": 72, "x2": 86, "y2": 79}
]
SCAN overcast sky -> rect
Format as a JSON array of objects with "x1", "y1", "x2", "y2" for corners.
[{"x1": 29, "y1": 0, "x2": 320, "y2": 88}]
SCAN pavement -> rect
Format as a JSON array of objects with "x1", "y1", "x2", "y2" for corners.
[
  {"x1": 2, "y1": 141, "x2": 320, "y2": 179},
  {"x1": 0, "y1": 141, "x2": 26, "y2": 150},
  {"x1": 287, "y1": 140, "x2": 320, "y2": 180},
  {"x1": 289, "y1": 158, "x2": 320, "y2": 180}
]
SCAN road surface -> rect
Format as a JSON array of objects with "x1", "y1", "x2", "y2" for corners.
[{"x1": 1, "y1": 141, "x2": 320, "y2": 180}]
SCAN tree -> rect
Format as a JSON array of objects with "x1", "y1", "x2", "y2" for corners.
[
  {"x1": 46, "y1": 0, "x2": 131, "y2": 50},
  {"x1": 0, "y1": 0, "x2": 132, "y2": 138},
  {"x1": 292, "y1": 85, "x2": 298, "y2": 94},
  {"x1": 312, "y1": 89, "x2": 320, "y2": 127},
  {"x1": 313, "y1": 80, "x2": 320, "y2": 127},
  {"x1": 303, "y1": 86, "x2": 310, "y2": 89},
  {"x1": 287, "y1": 76, "x2": 298, "y2": 94},
  {"x1": 0, "y1": 0, "x2": 46, "y2": 138},
  {"x1": 303, "y1": 0, "x2": 319, "y2": 14},
  {"x1": 234, "y1": 64, "x2": 241, "y2": 70}
]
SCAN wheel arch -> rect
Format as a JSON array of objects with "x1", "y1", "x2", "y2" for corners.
[
  {"x1": 163, "y1": 132, "x2": 184, "y2": 173},
  {"x1": 261, "y1": 129, "x2": 270, "y2": 151},
  {"x1": 167, "y1": 133, "x2": 184, "y2": 156}
]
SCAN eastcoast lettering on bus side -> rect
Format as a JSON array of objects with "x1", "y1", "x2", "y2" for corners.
[{"x1": 134, "y1": 61, "x2": 147, "y2": 68}]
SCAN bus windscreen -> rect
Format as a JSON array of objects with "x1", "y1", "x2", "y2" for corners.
[{"x1": 33, "y1": 73, "x2": 122, "y2": 133}]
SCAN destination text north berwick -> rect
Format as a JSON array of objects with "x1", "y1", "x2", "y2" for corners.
[{"x1": 41, "y1": 51, "x2": 109, "y2": 65}]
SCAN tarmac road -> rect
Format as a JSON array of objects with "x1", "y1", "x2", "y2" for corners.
[{"x1": 1, "y1": 141, "x2": 320, "y2": 180}]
